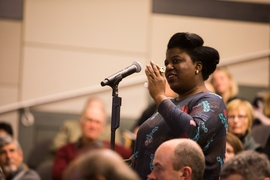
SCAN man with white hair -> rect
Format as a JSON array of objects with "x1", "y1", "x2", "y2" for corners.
[
  {"x1": 52, "y1": 98, "x2": 132, "y2": 180},
  {"x1": 0, "y1": 134, "x2": 41, "y2": 180}
]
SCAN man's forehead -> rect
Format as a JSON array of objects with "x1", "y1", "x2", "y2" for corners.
[
  {"x1": 84, "y1": 109, "x2": 106, "y2": 120},
  {"x1": 1, "y1": 142, "x2": 18, "y2": 150},
  {"x1": 154, "y1": 149, "x2": 173, "y2": 163}
]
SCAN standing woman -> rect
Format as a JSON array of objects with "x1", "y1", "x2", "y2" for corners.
[{"x1": 132, "y1": 32, "x2": 227, "y2": 180}]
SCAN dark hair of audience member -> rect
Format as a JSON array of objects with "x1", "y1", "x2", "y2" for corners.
[
  {"x1": 226, "y1": 132, "x2": 244, "y2": 154},
  {"x1": 220, "y1": 150, "x2": 270, "y2": 180},
  {"x1": 0, "y1": 122, "x2": 13, "y2": 136}
]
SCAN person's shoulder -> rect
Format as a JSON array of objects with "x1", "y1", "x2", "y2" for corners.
[
  {"x1": 23, "y1": 169, "x2": 41, "y2": 180},
  {"x1": 192, "y1": 91, "x2": 226, "y2": 108},
  {"x1": 197, "y1": 91, "x2": 223, "y2": 101},
  {"x1": 102, "y1": 140, "x2": 133, "y2": 159},
  {"x1": 62, "y1": 120, "x2": 80, "y2": 127},
  {"x1": 60, "y1": 120, "x2": 81, "y2": 134},
  {"x1": 243, "y1": 134, "x2": 263, "y2": 152},
  {"x1": 58, "y1": 141, "x2": 77, "y2": 151}
]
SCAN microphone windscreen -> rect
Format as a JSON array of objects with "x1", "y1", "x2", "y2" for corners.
[{"x1": 132, "y1": 61, "x2": 142, "y2": 73}]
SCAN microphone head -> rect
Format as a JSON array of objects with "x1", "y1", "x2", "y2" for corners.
[{"x1": 132, "y1": 61, "x2": 142, "y2": 73}]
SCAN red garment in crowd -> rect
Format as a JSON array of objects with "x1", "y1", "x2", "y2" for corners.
[{"x1": 52, "y1": 140, "x2": 132, "y2": 180}]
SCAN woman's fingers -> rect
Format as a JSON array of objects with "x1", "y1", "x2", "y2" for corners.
[
  {"x1": 145, "y1": 61, "x2": 165, "y2": 83},
  {"x1": 150, "y1": 61, "x2": 165, "y2": 76}
]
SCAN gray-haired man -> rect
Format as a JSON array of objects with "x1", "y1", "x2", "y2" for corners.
[{"x1": 0, "y1": 134, "x2": 40, "y2": 180}]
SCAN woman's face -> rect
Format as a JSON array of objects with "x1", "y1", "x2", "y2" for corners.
[
  {"x1": 228, "y1": 107, "x2": 249, "y2": 137},
  {"x1": 224, "y1": 142, "x2": 235, "y2": 163},
  {"x1": 211, "y1": 70, "x2": 231, "y2": 95},
  {"x1": 164, "y1": 48, "x2": 198, "y2": 94}
]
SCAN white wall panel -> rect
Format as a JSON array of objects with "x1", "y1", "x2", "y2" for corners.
[
  {"x1": 0, "y1": 87, "x2": 19, "y2": 106},
  {"x1": 22, "y1": 46, "x2": 147, "y2": 98},
  {"x1": 22, "y1": 46, "x2": 148, "y2": 118},
  {"x1": 229, "y1": 58, "x2": 269, "y2": 87},
  {"x1": 0, "y1": 20, "x2": 21, "y2": 84},
  {"x1": 0, "y1": 20, "x2": 21, "y2": 137},
  {"x1": 21, "y1": 0, "x2": 152, "y2": 119},
  {"x1": 24, "y1": 0, "x2": 151, "y2": 53}
]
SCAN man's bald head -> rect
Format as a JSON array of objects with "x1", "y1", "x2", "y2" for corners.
[{"x1": 148, "y1": 138, "x2": 205, "y2": 180}]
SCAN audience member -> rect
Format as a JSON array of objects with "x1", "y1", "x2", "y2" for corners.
[
  {"x1": 0, "y1": 122, "x2": 13, "y2": 137},
  {"x1": 50, "y1": 97, "x2": 123, "y2": 153},
  {"x1": 220, "y1": 150, "x2": 270, "y2": 180},
  {"x1": 253, "y1": 91, "x2": 270, "y2": 126},
  {"x1": 147, "y1": 138, "x2": 205, "y2": 180},
  {"x1": 210, "y1": 66, "x2": 238, "y2": 104},
  {"x1": 224, "y1": 132, "x2": 244, "y2": 163},
  {"x1": 0, "y1": 134, "x2": 41, "y2": 180},
  {"x1": 132, "y1": 32, "x2": 227, "y2": 180},
  {"x1": 227, "y1": 98, "x2": 262, "y2": 151},
  {"x1": 251, "y1": 91, "x2": 270, "y2": 159},
  {"x1": 63, "y1": 148, "x2": 140, "y2": 180},
  {"x1": 52, "y1": 98, "x2": 132, "y2": 180}
]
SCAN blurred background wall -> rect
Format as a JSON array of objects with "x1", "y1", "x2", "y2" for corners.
[{"x1": 0, "y1": 0, "x2": 269, "y2": 158}]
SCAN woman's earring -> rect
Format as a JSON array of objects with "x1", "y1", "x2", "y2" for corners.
[{"x1": 195, "y1": 70, "x2": 199, "y2": 74}]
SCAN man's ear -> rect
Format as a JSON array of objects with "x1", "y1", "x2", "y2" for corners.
[
  {"x1": 179, "y1": 166, "x2": 192, "y2": 179},
  {"x1": 95, "y1": 174, "x2": 106, "y2": 180},
  {"x1": 18, "y1": 149, "x2": 24, "y2": 161}
]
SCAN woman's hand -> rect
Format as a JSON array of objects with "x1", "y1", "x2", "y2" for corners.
[{"x1": 145, "y1": 61, "x2": 168, "y2": 106}]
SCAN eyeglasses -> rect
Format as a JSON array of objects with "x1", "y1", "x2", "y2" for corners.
[{"x1": 228, "y1": 115, "x2": 247, "y2": 120}]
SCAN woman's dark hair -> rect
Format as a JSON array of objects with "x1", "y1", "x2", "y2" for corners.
[
  {"x1": 167, "y1": 32, "x2": 219, "y2": 80},
  {"x1": 226, "y1": 132, "x2": 244, "y2": 154}
]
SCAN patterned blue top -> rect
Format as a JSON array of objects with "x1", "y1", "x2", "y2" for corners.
[{"x1": 132, "y1": 91, "x2": 227, "y2": 180}]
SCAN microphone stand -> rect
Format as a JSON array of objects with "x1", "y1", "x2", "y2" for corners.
[{"x1": 107, "y1": 74, "x2": 122, "y2": 150}]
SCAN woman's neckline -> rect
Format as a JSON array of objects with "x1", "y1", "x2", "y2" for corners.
[{"x1": 174, "y1": 90, "x2": 210, "y2": 101}]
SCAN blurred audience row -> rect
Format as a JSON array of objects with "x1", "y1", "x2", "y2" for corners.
[
  {"x1": 0, "y1": 124, "x2": 269, "y2": 180},
  {"x1": 0, "y1": 67, "x2": 269, "y2": 180}
]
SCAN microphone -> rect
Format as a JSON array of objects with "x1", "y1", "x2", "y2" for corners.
[{"x1": 101, "y1": 61, "x2": 142, "y2": 87}]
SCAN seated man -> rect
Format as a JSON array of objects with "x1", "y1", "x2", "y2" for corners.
[
  {"x1": 147, "y1": 138, "x2": 205, "y2": 180},
  {"x1": 220, "y1": 150, "x2": 270, "y2": 180},
  {"x1": 63, "y1": 148, "x2": 140, "y2": 180},
  {"x1": 49, "y1": 98, "x2": 123, "y2": 153},
  {"x1": 0, "y1": 134, "x2": 41, "y2": 180},
  {"x1": 52, "y1": 98, "x2": 132, "y2": 180}
]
